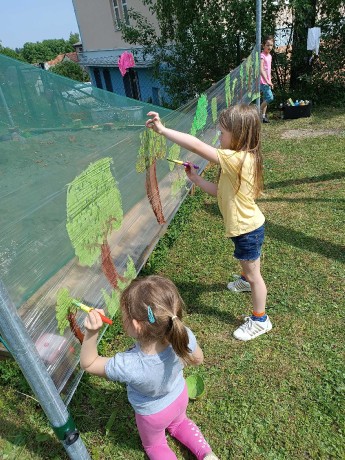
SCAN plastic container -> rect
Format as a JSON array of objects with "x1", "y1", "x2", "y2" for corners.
[
  {"x1": 186, "y1": 374, "x2": 205, "y2": 400},
  {"x1": 283, "y1": 102, "x2": 312, "y2": 120}
]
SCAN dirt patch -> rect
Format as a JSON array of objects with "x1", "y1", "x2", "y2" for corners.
[{"x1": 281, "y1": 129, "x2": 344, "y2": 139}]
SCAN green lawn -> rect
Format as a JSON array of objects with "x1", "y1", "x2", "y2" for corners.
[{"x1": 0, "y1": 107, "x2": 344, "y2": 459}]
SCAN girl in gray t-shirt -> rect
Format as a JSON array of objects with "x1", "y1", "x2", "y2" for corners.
[{"x1": 80, "y1": 275, "x2": 219, "y2": 460}]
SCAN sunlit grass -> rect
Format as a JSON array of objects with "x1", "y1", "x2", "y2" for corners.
[{"x1": 0, "y1": 107, "x2": 344, "y2": 459}]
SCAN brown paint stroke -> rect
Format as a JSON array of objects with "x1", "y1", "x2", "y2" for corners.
[
  {"x1": 101, "y1": 241, "x2": 125, "y2": 289},
  {"x1": 145, "y1": 161, "x2": 166, "y2": 225},
  {"x1": 68, "y1": 312, "x2": 84, "y2": 344}
]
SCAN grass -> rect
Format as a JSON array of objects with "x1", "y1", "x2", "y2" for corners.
[{"x1": 0, "y1": 107, "x2": 344, "y2": 459}]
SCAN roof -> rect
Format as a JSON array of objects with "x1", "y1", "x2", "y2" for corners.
[
  {"x1": 45, "y1": 52, "x2": 79, "y2": 69},
  {"x1": 46, "y1": 54, "x2": 65, "y2": 67},
  {"x1": 64, "y1": 52, "x2": 79, "y2": 63}
]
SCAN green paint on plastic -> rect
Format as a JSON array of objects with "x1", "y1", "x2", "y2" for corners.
[
  {"x1": 225, "y1": 75, "x2": 231, "y2": 108},
  {"x1": 246, "y1": 54, "x2": 252, "y2": 97},
  {"x1": 171, "y1": 176, "x2": 187, "y2": 196},
  {"x1": 231, "y1": 78, "x2": 238, "y2": 102},
  {"x1": 211, "y1": 131, "x2": 219, "y2": 146},
  {"x1": 56, "y1": 288, "x2": 74, "y2": 335},
  {"x1": 136, "y1": 129, "x2": 167, "y2": 173},
  {"x1": 66, "y1": 157, "x2": 123, "y2": 267},
  {"x1": 240, "y1": 63, "x2": 245, "y2": 89},
  {"x1": 102, "y1": 255, "x2": 136, "y2": 316},
  {"x1": 255, "y1": 51, "x2": 258, "y2": 78},
  {"x1": 190, "y1": 94, "x2": 208, "y2": 136},
  {"x1": 117, "y1": 255, "x2": 137, "y2": 291},
  {"x1": 211, "y1": 97, "x2": 218, "y2": 123},
  {"x1": 167, "y1": 143, "x2": 181, "y2": 171},
  {"x1": 101, "y1": 289, "x2": 120, "y2": 318}
]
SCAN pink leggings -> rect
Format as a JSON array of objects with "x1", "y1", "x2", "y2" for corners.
[{"x1": 135, "y1": 385, "x2": 212, "y2": 460}]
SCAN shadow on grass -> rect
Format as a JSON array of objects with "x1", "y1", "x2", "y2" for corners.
[
  {"x1": 262, "y1": 196, "x2": 345, "y2": 204},
  {"x1": 0, "y1": 417, "x2": 66, "y2": 459},
  {"x1": 71, "y1": 374, "x2": 143, "y2": 455},
  {"x1": 266, "y1": 220, "x2": 345, "y2": 264},
  {"x1": 175, "y1": 281, "x2": 239, "y2": 325},
  {"x1": 265, "y1": 171, "x2": 345, "y2": 190}
]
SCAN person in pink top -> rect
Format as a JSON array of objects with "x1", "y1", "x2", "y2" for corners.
[{"x1": 260, "y1": 35, "x2": 274, "y2": 123}]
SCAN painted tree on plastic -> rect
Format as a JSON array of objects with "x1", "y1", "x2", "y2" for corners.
[
  {"x1": 190, "y1": 94, "x2": 209, "y2": 136},
  {"x1": 66, "y1": 157, "x2": 125, "y2": 289},
  {"x1": 56, "y1": 288, "x2": 84, "y2": 344},
  {"x1": 136, "y1": 129, "x2": 167, "y2": 224}
]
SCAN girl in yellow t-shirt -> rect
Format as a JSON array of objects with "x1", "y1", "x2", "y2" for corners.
[{"x1": 146, "y1": 104, "x2": 272, "y2": 341}]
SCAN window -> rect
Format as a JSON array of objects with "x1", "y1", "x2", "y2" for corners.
[
  {"x1": 123, "y1": 69, "x2": 141, "y2": 100},
  {"x1": 112, "y1": 0, "x2": 121, "y2": 29},
  {"x1": 121, "y1": 0, "x2": 130, "y2": 25},
  {"x1": 103, "y1": 69, "x2": 113, "y2": 92},
  {"x1": 93, "y1": 68, "x2": 103, "y2": 89}
]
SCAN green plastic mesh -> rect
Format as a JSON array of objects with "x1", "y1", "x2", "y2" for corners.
[{"x1": 0, "y1": 47, "x2": 260, "y2": 402}]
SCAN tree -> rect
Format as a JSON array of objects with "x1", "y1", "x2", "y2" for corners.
[
  {"x1": 120, "y1": 0, "x2": 279, "y2": 107},
  {"x1": 136, "y1": 129, "x2": 167, "y2": 224},
  {"x1": 68, "y1": 33, "x2": 80, "y2": 46},
  {"x1": 49, "y1": 60, "x2": 89, "y2": 82},
  {"x1": 22, "y1": 39, "x2": 74, "y2": 64},
  {"x1": 0, "y1": 43, "x2": 24, "y2": 61},
  {"x1": 66, "y1": 157, "x2": 127, "y2": 290},
  {"x1": 273, "y1": 0, "x2": 344, "y2": 102}
]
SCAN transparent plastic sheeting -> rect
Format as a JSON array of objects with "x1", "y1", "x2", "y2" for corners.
[{"x1": 0, "y1": 47, "x2": 260, "y2": 402}]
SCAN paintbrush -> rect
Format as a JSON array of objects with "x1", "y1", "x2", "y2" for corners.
[
  {"x1": 72, "y1": 299, "x2": 113, "y2": 325},
  {"x1": 167, "y1": 158, "x2": 199, "y2": 169}
]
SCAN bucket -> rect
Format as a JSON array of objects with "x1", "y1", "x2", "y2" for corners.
[{"x1": 186, "y1": 374, "x2": 205, "y2": 400}]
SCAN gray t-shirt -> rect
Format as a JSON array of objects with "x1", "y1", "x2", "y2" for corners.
[{"x1": 105, "y1": 327, "x2": 197, "y2": 415}]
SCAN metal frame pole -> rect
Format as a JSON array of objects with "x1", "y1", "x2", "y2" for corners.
[
  {"x1": 0, "y1": 280, "x2": 91, "y2": 459},
  {"x1": 0, "y1": 84, "x2": 15, "y2": 127},
  {"x1": 256, "y1": 0, "x2": 262, "y2": 111}
]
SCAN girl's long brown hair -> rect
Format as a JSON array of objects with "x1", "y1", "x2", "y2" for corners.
[
  {"x1": 120, "y1": 275, "x2": 197, "y2": 365},
  {"x1": 218, "y1": 104, "x2": 263, "y2": 198}
]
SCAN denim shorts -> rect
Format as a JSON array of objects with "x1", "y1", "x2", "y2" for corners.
[
  {"x1": 230, "y1": 225, "x2": 265, "y2": 261},
  {"x1": 260, "y1": 84, "x2": 274, "y2": 103}
]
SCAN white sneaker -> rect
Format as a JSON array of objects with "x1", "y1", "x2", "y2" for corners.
[
  {"x1": 204, "y1": 453, "x2": 220, "y2": 460},
  {"x1": 227, "y1": 277, "x2": 251, "y2": 292},
  {"x1": 233, "y1": 316, "x2": 272, "y2": 341}
]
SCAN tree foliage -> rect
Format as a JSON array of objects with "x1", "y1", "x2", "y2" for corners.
[
  {"x1": 121, "y1": 0, "x2": 344, "y2": 106},
  {"x1": 279, "y1": 0, "x2": 344, "y2": 93},
  {"x1": 49, "y1": 60, "x2": 89, "y2": 82},
  {"x1": 0, "y1": 43, "x2": 25, "y2": 61},
  {"x1": 21, "y1": 34, "x2": 79, "y2": 64},
  {"x1": 120, "y1": 0, "x2": 279, "y2": 107},
  {"x1": 1, "y1": 34, "x2": 80, "y2": 67}
]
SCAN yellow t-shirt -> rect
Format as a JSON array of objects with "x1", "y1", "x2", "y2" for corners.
[{"x1": 217, "y1": 149, "x2": 265, "y2": 237}]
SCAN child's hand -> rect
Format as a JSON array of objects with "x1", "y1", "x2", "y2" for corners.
[
  {"x1": 184, "y1": 162, "x2": 199, "y2": 183},
  {"x1": 84, "y1": 309, "x2": 105, "y2": 333},
  {"x1": 146, "y1": 111, "x2": 164, "y2": 134}
]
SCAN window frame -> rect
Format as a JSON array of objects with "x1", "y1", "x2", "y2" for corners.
[
  {"x1": 121, "y1": 0, "x2": 130, "y2": 25},
  {"x1": 111, "y1": 0, "x2": 121, "y2": 30}
]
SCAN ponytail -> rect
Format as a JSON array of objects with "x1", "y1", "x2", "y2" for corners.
[
  {"x1": 120, "y1": 275, "x2": 197, "y2": 364},
  {"x1": 167, "y1": 315, "x2": 198, "y2": 365}
]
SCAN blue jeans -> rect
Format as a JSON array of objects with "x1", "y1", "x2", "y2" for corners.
[
  {"x1": 231, "y1": 225, "x2": 265, "y2": 261},
  {"x1": 260, "y1": 84, "x2": 274, "y2": 103}
]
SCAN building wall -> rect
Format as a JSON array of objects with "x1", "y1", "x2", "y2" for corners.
[
  {"x1": 89, "y1": 67, "x2": 168, "y2": 105},
  {"x1": 72, "y1": 0, "x2": 159, "y2": 51},
  {"x1": 72, "y1": 0, "x2": 168, "y2": 106}
]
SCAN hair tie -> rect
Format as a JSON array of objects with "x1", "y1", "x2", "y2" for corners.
[
  {"x1": 147, "y1": 306, "x2": 156, "y2": 324},
  {"x1": 171, "y1": 315, "x2": 177, "y2": 321}
]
